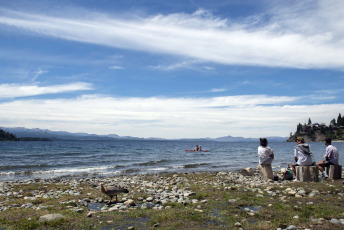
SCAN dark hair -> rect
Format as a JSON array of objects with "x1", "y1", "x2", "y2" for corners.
[
  {"x1": 325, "y1": 138, "x2": 332, "y2": 145},
  {"x1": 260, "y1": 138, "x2": 268, "y2": 147}
]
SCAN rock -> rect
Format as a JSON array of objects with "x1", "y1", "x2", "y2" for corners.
[
  {"x1": 286, "y1": 225, "x2": 297, "y2": 230},
  {"x1": 39, "y1": 213, "x2": 65, "y2": 222},
  {"x1": 330, "y1": 219, "x2": 340, "y2": 224},
  {"x1": 146, "y1": 197, "x2": 154, "y2": 202},
  {"x1": 234, "y1": 222, "x2": 242, "y2": 227},
  {"x1": 124, "y1": 199, "x2": 136, "y2": 206},
  {"x1": 240, "y1": 167, "x2": 255, "y2": 176}
]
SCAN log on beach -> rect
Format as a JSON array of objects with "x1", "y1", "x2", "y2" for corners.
[
  {"x1": 257, "y1": 164, "x2": 274, "y2": 180},
  {"x1": 326, "y1": 165, "x2": 342, "y2": 179},
  {"x1": 296, "y1": 166, "x2": 319, "y2": 182}
]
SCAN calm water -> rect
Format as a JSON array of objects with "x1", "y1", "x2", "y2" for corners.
[{"x1": 0, "y1": 140, "x2": 343, "y2": 181}]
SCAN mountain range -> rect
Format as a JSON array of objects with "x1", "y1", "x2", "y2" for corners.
[{"x1": 1, "y1": 127, "x2": 288, "y2": 142}]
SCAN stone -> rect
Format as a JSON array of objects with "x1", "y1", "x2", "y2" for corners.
[
  {"x1": 240, "y1": 167, "x2": 255, "y2": 176},
  {"x1": 234, "y1": 222, "x2": 242, "y2": 227},
  {"x1": 330, "y1": 218, "x2": 340, "y2": 224},
  {"x1": 124, "y1": 199, "x2": 136, "y2": 206},
  {"x1": 39, "y1": 213, "x2": 65, "y2": 222}
]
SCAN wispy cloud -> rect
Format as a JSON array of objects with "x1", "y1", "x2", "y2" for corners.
[
  {"x1": 0, "y1": 94, "x2": 342, "y2": 138},
  {"x1": 209, "y1": 88, "x2": 226, "y2": 93},
  {"x1": 0, "y1": 82, "x2": 93, "y2": 98},
  {"x1": 32, "y1": 68, "x2": 48, "y2": 82},
  {"x1": 108, "y1": 65, "x2": 124, "y2": 70},
  {"x1": 1, "y1": 1, "x2": 344, "y2": 70}
]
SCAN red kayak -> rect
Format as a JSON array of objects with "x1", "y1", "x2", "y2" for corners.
[{"x1": 185, "y1": 149, "x2": 208, "y2": 152}]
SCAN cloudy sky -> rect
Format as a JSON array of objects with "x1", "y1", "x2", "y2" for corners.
[{"x1": 0, "y1": 0, "x2": 344, "y2": 139}]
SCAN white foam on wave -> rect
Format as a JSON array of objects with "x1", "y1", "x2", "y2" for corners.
[
  {"x1": 0, "y1": 165, "x2": 117, "y2": 177},
  {"x1": 147, "y1": 167, "x2": 168, "y2": 171}
]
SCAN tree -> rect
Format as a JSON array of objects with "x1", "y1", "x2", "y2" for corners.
[
  {"x1": 0, "y1": 128, "x2": 18, "y2": 141},
  {"x1": 337, "y1": 113, "x2": 343, "y2": 126},
  {"x1": 330, "y1": 118, "x2": 336, "y2": 126},
  {"x1": 308, "y1": 117, "x2": 312, "y2": 125}
]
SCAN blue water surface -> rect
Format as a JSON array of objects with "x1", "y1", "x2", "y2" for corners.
[{"x1": 0, "y1": 140, "x2": 343, "y2": 181}]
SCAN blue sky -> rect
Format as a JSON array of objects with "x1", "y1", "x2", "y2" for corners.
[{"x1": 0, "y1": 0, "x2": 344, "y2": 138}]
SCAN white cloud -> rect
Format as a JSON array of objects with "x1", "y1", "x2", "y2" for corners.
[
  {"x1": 0, "y1": 94, "x2": 342, "y2": 138},
  {"x1": 108, "y1": 65, "x2": 124, "y2": 70},
  {"x1": 1, "y1": 1, "x2": 344, "y2": 69},
  {"x1": 0, "y1": 82, "x2": 93, "y2": 98},
  {"x1": 209, "y1": 88, "x2": 226, "y2": 93}
]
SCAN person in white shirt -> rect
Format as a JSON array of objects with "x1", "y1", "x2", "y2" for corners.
[
  {"x1": 258, "y1": 138, "x2": 274, "y2": 165},
  {"x1": 291, "y1": 137, "x2": 314, "y2": 177},
  {"x1": 316, "y1": 138, "x2": 339, "y2": 178}
]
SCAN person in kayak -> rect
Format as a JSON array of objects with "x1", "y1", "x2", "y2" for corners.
[{"x1": 194, "y1": 145, "x2": 199, "y2": 151}]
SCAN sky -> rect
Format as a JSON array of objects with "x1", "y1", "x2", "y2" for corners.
[{"x1": 0, "y1": 0, "x2": 344, "y2": 139}]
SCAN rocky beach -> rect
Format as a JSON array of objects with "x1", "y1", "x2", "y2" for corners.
[{"x1": 0, "y1": 169, "x2": 344, "y2": 229}]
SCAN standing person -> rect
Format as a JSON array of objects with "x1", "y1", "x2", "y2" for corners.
[
  {"x1": 291, "y1": 137, "x2": 314, "y2": 177},
  {"x1": 316, "y1": 138, "x2": 339, "y2": 178},
  {"x1": 258, "y1": 138, "x2": 274, "y2": 165}
]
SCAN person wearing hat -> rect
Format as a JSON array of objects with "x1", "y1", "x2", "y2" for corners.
[{"x1": 291, "y1": 137, "x2": 314, "y2": 178}]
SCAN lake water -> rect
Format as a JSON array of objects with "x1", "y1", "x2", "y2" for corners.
[{"x1": 0, "y1": 140, "x2": 343, "y2": 181}]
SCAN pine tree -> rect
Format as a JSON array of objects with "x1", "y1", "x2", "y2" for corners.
[
  {"x1": 308, "y1": 118, "x2": 312, "y2": 125},
  {"x1": 337, "y1": 113, "x2": 342, "y2": 126}
]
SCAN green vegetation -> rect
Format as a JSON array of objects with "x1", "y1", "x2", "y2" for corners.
[
  {"x1": 288, "y1": 113, "x2": 344, "y2": 142},
  {"x1": 1, "y1": 173, "x2": 344, "y2": 229},
  {"x1": 0, "y1": 128, "x2": 18, "y2": 141},
  {"x1": 0, "y1": 128, "x2": 51, "y2": 141}
]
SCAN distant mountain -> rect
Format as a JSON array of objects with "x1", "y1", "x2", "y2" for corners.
[
  {"x1": 1, "y1": 127, "x2": 288, "y2": 142},
  {"x1": 1, "y1": 127, "x2": 118, "y2": 141},
  {"x1": 213, "y1": 135, "x2": 287, "y2": 142}
]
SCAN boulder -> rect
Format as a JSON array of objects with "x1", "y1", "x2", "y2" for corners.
[{"x1": 39, "y1": 213, "x2": 65, "y2": 222}]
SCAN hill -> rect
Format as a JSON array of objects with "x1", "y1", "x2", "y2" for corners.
[
  {"x1": 0, "y1": 128, "x2": 17, "y2": 141},
  {"x1": 287, "y1": 113, "x2": 344, "y2": 142},
  {"x1": 1, "y1": 127, "x2": 288, "y2": 142}
]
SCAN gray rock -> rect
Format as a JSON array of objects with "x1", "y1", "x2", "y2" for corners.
[
  {"x1": 330, "y1": 219, "x2": 340, "y2": 224},
  {"x1": 286, "y1": 225, "x2": 297, "y2": 230},
  {"x1": 39, "y1": 213, "x2": 65, "y2": 222}
]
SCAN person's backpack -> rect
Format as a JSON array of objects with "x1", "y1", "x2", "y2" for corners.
[{"x1": 282, "y1": 168, "x2": 293, "y2": 180}]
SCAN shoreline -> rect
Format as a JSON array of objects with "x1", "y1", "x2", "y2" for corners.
[{"x1": 1, "y1": 169, "x2": 344, "y2": 229}]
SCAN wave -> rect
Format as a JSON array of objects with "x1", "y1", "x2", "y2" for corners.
[
  {"x1": 183, "y1": 163, "x2": 211, "y2": 168},
  {"x1": 134, "y1": 159, "x2": 170, "y2": 166}
]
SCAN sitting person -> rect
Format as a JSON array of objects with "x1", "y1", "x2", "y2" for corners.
[
  {"x1": 291, "y1": 137, "x2": 314, "y2": 177},
  {"x1": 258, "y1": 138, "x2": 274, "y2": 165},
  {"x1": 316, "y1": 138, "x2": 339, "y2": 178},
  {"x1": 194, "y1": 145, "x2": 199, "y2": 151}
]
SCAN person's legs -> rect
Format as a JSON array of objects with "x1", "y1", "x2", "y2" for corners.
[
  {"x1": 317, "y1": 160, "x2": 329, "y2": 178},
  {"x1": 291, "y1": 163, "x2": 296, "y2": 176},
  {"x1": 317, "y1": 160, "x2": 326, "y2": 172}
]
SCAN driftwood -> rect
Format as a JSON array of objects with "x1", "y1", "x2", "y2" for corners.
[
  {"x1": 258, "y1": 164, "x2": 274, "y2": 180},
  {"x1": 296, "y1": 166, "x2": 319, "y2": 182},
  {"x1": 325, "y1": 165, "x2": 342, "y2": 179}
]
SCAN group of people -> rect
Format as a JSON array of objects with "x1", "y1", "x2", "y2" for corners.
[
  {"x1": 258, "y1": 137, "x2": 339, "y2": 179},
  {"x1": 194, "y1": 145, "x2": 203, "y2": 151}
]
